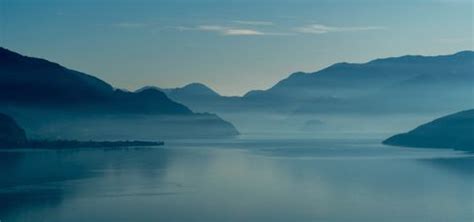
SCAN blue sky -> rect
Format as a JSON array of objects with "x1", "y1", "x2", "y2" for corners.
[{"x1": 1, "y1": 0, "x2": 473, "y2": 95}]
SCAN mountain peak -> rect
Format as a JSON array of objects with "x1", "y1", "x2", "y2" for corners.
[
  {"x1": 161, "y1": 82, "x2": 221, "y2": 98},
  {"x1": 183, "y1": 82, "x2": 209, "y2": 88},
  {"x1": 139, "y1": 83, "x2": 221, "y2": 98},
  {"x1": 135, "y1": 86, "x2": 162, "y2": 93},
  {"x1": 135, "y1": 87, "x2": 167, "y2": 97},
  {"x1": 287, "y1": 71, "x2": 307, "y2": 79},
  {"x1": 181, "y1": 83, "x2": 220, "y2": 96}
]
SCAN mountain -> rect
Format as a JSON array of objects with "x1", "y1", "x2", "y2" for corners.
[
  {"x1": 245, "y1": 51, "x2": 474, "y2": 114},
  {"x1": 150, "y1": 51, "x2": 473, "y2": 133},
  {"x1": 0, "y1": 113, "x2": 27, "y2": 147},
  {"x1": 110, "y1": 88, "x2": 192, "y2": 114},
  {"x1": 160, "y1": 52, "x2": 473, "y2": 116},
  {"x1": 0, "y1": 47, "x2": 192, "y2": 114},
  {"x1": 383, "y1": 109, "x2": 474, "y2": 151},
  {"x1": 159, "y1": 51, "x2": 474, "y2": 114},
  {"x1": 138, "y1": 83, "x2": 220, "y2": 99},
  {"x1": 0, "y1": 47, "x2": 239, "y2": 139},
  {"x1": 142, "y1": 83, "x2": 243, "y2": 113},
  {"x1": 164, "y1": 83, "x2": 221, "y2": 98},
  {"x1": 0, "y1": 47, "x2": 113, "y2": 105}
]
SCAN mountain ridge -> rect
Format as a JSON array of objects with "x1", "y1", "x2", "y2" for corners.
[
  {"x1": 0, "y1": 47, "x2": 239, "y2": 139},
  {"x1": 243, "y1": 50, "x2": 473, "y2": 113},
  {"x1": 152, "y1": 50, "x2": 473, "y2": 133}
]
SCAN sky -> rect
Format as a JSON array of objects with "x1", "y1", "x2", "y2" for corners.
[{"x1": 1, "y1": 0, "x2": 473, "y2": 96}]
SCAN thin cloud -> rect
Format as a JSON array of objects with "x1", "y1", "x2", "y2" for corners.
[
  {"x1": 232, "y1": 20, "x2": 274, "y2": 26},
  {"x1": 224, "y1": 29, "x2": 265, "y2": 36},
  {"x1": 176, "y1": 23, "x2": 382, "y2": 37},
  {"x1": 296, "y1": 24, "x2": 386, "y2": 34},
  {"x1": 195, "y1": 25, "x2": 265, "y2": 36},
  {"x1": 178, "y1": 25, "x2": 294, "y2": 36}
]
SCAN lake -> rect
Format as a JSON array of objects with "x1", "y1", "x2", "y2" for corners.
[{"x1": 1, "y1": 137, "x2": 473, "y2": 222}]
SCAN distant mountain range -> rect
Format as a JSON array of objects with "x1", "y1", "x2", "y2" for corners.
[
  {"x1": 150, "y1": 51, "x2": 474, "y2": 114},
  {"x1": 151, "y1": 51, "x2": 474, "y2": 133},
  {"x1": 0, "y1": 47, "x2": 239, "y2": 139},
  {"x1": 3, "y1": 46, "x2": 472, "y2": 137},
  {"x1": 383, "y1": 109, "x2": 474, "y2": 151},
  {"x1": 146, "y1": 83, "x2": 243, "y2": 113},
  {"x1": 247, "y1": 50, "x2": 474, "y2": 113}
]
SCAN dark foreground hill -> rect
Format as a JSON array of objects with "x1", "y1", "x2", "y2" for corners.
[
  {"x1": 383, "y1": 110, "x2": 474, "y2": 151},
  {"x1": 0, "y1": 113, "x2": 27, "y2": 147},
  {"x1": 0, "y1": 47, "x2": 238, "y2": 139}
]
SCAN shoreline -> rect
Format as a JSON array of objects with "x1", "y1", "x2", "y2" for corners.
[{"x1": 0, "y1": 140, "x2": 164, "y2": 149}]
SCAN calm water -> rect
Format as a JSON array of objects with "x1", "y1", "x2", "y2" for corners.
[{"x1": 0, "y1": 138, "x2": 473, "y2": 222}]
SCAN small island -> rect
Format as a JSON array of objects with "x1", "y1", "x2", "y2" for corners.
[
  {"x1": 0, "y1": 113, "x2": 163, "y2": 149},
  {"x1": 383, "y1": 109, "x2": 474, "y2": 152}
]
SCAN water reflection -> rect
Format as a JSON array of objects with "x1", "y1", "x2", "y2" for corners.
[
  {"x1": 0, "y1": 140, "x2": 473, "y2": 222},
  {"x1": 0, "y1": 147, "x2": 174, "y2": 221},
  {"x1": 418, "y1": 156, "x2": 474, "y2": 176}
]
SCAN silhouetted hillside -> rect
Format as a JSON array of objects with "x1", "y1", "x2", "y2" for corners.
[
  {"x1": 149, "y1": 52, "x2": 473, "y2": 116},
  {"x1": 0, "y1": 47, "x2": 191, "y2": 114},
  {"x1": 383, "y1": 109, "x2": 474, "y2": 151},
  {"x1": 0, "y1": 113, "x2": 27, "y2": 147},
  {"x1": 0, "y1": 47, "x2": 114, "y2": 105},
  {"x1": 0, "y1": 113, "x2": 163, "y2": 149},
  {"x1": 110, "y1": 88, "x2": 192, "y2": 114},
  {"x1": 143, "y1": 83, "x2": 243, "y2": 113},
  {"x1": 0, "y1": 48, "x2": 239, "y2": 138},
  {"x1": 165, "y1": 83, "x2": 220, "y2": 98},
  {"x1": 246, "y1": 51, "x2": 474, "y2": 114},
  {"x1": 149, "y1": 51, "x2": 474, "y2": 133}
]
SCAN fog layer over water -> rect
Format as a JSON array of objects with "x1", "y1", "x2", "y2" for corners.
[{"x1": 1, "y1": 137, "x2": 473, "y2": 222}]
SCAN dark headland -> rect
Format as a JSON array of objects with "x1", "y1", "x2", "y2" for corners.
[
  {"x1": 383, "y1": 109, "x2": 474, "y2": 152},
  {"x1": 0, "y1": 113, "x2": 163, "y2": 149}
]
